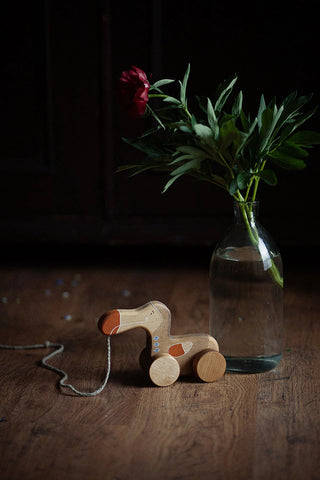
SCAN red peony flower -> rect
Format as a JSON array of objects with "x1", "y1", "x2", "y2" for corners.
[{"x1": 117, "y1": 66, "x2": 150, "y2": 118}]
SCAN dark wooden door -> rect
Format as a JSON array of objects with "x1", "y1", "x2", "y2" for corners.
[
  {"x1": 0, "y1": 2, "x2": 103, "y2": 245},
  {"x1": 1, "y1": 0, "x2": 319, "y2": 247}
]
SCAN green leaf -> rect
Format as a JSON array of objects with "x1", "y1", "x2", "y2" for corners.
[
  {"x1": 219, "y1": 119, "x2": 240, "y2": 152},
  {"x1": 122, "y1": 136, "x2": 164, "y2": 156},
  {"x1": 292, "y1": 93, "x2": 313, "y2": 111},
  {"x1": 169, "y1": 154, "x2": 194, "y2": 165},
  {"x1": 276, "y1": 92, "x2": 315, "y2": 133},
  {"x1": 147, "y1": 105, "x2": 165, "y2": 129},
  {"x1": 278, "y1": 123, "x2": 299, "y2": 145},
  {"x1": 238, "y1": 117, "x2": 259, "y2": 161},
  {"x1": 214, "y1": 74, "x2": 238, "y2": 113},
  {"x1": 178, "y1": 124, "x2": 193, "y2": 133},
  {"x1": 237, "y1": 171, "x2": 250, "y2": 189},
  {"x1": 196, "y1": 173, "x2": 228, "y2": 190},
  {"x1": 232, "y1": 91, "x2": 243, "y2": 117},
  {"x1": 129, "y1": 165, "x2": 159, "y2": 176},
  {"x1": 229, "y1": 177, "x2": 239, "y2": 195},
  {"x1": 210, "y1": 174, "x2": 228, "y2": 189},
  {"x1": 196, "y1": 96, "x2": 208, "y2": 113},
  {"x1": 193, "y1": 123, "x2": 215, "y2": 146},
  {"x1": 170, "y1": 120, "x2": 193, "y2": 133},
  {"x1": 271, "y1": 156, "x2": 306, "y2": 170},
  {"x1": 219, "y1": 113, "x2": 237, "y2": 128},
  {"x1": 137, "y1": 126, "x2": 162, "y2": 139},
  {"x1": 281, "y1": 141, "x2": 308, "y2": 158},
  {"x1": 170, "y1": 158, "x2": 200, "y2": 176},
  {"x1": 288, "y1": 106, "x2": 318, "y2": 132},
  {"x1": 116, "y1": 164, "x2": 141, "y2": 173},
  {"x1": 191, "y1": 114, "x2": 198, "y2": 129},
  {"x1": 282, "y1": 90, "x2": 297, "y2": 108},
  {"x1": 240, "y1": 110, "x2": 250, "y2": 132},
  {"x1": 257, "y1": 94, "x2": 267, "y2": 129},
  {"x1": 260, "y1": 105, "x2": 284, "y2": 154},
  {"x1": 180, "y1": 63, "x2": 190, "y2": 106},
  {"x1": 289, "y1": 130, "x2": 320, "y2": 146},
  {"x1": 162, "y1": 173, "x2": 185, "y2": 193},
  {"x1": 152, "y1": 79, "x2": 175, "y2": 89},
  {"x1": 162, "y1": 96, "x2": 181, "y2": 105},
  {"x1": 207, "y1": 98, "x2": 219, "y2": 139},
  {"x1": 260, "y1": 108, "x2": 274, "y2": 138},
  {"x1": 257, "y1": 169, "x2": 278, "y2": 186},
  {"x1": 176, "y1": 145, "x2": 211, "y2": 159},
  {"x1": 268, "y1": 150, "x2": 307, "y2": 170}
]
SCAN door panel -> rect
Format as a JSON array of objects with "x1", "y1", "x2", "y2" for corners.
[{"x1": 0, "y1": 0, "x2": 319, "y2": 247}]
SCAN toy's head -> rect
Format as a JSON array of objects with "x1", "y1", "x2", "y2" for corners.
[
  {"x1": 98, "y1": 310, "x2": 120, "y2": 335},
  {"x1": 98, "y1": 301, "x2": 167, "y2": 337}
]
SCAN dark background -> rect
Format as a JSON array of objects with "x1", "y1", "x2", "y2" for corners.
[{"x1": 0, "y1": 0, "x2": 319, "y2": 260}]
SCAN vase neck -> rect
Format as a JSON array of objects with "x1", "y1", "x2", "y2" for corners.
[{"x1": 233, "y1": 201, "x2": 259, "y2": 226}]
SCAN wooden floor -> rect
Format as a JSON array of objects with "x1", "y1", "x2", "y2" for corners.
[{"x1": 0, "y1": 246, "x2": 319, "y2": 480}]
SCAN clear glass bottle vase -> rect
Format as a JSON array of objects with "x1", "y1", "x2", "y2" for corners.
[{"x1": 209, "y1": 201, "x2": 283, "y2": 373}]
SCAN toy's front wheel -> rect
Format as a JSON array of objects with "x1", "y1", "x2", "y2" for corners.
[
  {"x1": 149, "y1": 354, "x2": 180, "y2": 387},
  {"x1": 193, "y1": 349, "x2": 226, "y2": 382}
]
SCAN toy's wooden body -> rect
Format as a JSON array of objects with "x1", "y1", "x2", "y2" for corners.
[{"x1": 98, "y1": 300, "x2": 226, "y2": 386}]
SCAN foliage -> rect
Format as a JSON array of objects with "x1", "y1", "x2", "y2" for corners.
[{"x1": 119, "y1": 65, "x2": 320, "y2": 203}]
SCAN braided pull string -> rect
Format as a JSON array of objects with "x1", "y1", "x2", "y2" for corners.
[{"x1": 0, "y1": 336, "x2": 111, "y2": 397}]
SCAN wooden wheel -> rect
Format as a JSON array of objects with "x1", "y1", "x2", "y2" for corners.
[
  {"x1": 193, "y1": 349, "x2": 226, "y2": 382},
  {"x1": 149, "y1": 354, "x2": 180, "y2": 387}
]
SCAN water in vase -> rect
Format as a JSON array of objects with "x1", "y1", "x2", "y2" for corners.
[{"x1": 209, "y1": 246, "x2": 283, "y2": 373}]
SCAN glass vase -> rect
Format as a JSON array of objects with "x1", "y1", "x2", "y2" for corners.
[{"x1": 209, "y1": 201, "x2": 283, "y2": 373}]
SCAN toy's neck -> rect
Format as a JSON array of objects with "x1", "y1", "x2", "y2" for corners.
[
  {"x1": 149, "y1": 301, "x2": 171, "y2": 337},
  {"x1": 118, "y1": 301, "x2": 171, "y2": 338}
]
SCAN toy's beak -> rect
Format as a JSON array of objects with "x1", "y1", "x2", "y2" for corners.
[{"x1": 98, "y1": 310, "x2": 120, "y2": 335}]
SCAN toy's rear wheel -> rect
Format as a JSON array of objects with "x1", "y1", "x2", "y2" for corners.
[{"x1": 193, "y1": 349, "x2": 226, "y2": 382}]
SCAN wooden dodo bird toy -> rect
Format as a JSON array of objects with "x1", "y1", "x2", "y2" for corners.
[{"x1": 98, "y1": 300, "x2": 226, "y2": 387}]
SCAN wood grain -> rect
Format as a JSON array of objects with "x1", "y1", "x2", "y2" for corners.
[{"x1": 0, "y1": 255, "x2": 319, "y2": 479}]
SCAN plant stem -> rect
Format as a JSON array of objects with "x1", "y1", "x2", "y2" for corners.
[
  {"x1": 184, "y1": 106, "x2": 192, "y2": 119},
  {"x1": 239, "y1": 202, "x2": 259, "y2": 244},
  {"x1": 149, "y1": 93, "x2": 192, "y2": 120},
  {"x1": 217, "y1": 153, "x2": 235, "y2": 179},
  {"x1": 244, "y1": 177, "x2": 254, "y2": 201},
  {"x1": 146, "y1": 104, "x2": 165, "y2": 129},
  {"x1": 251, "y1": 160, "x2": 266, "y2": 202},
  {"x1": 148, "y1": 94, "x2": 169, "y2": 99},
  {"x1": 236, "y1": 198, "x2": 283, "y2": 288},
  {"x1": 251, "y1": 177, "x2": 260, "y2": 202}
]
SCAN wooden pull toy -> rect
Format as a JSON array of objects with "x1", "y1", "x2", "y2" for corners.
[{"x1": 98, "y1": 300, "x2": 226, "y2": 387}]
